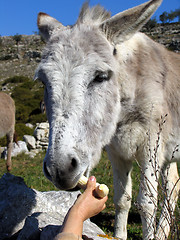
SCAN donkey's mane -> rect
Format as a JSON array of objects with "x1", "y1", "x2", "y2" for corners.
[{"x1": 76, "y1": 2, "x2": 111, "y2": 25}]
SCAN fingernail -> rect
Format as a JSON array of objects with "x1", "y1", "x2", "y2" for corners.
[{"x1": 89, "y1": 176, "x2": 96, "y2": 181}]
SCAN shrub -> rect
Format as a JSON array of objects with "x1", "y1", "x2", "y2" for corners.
[
  {"x1": 15, "y1": 104, "x2": 32, "y2": 122},
  {"x1": 15, "y1": 123, "x2": 34, "y2": 141},
  {"x1": 29, "y1": 113, "x2": 47, "y2": 125},
  {"x1": 2, "y1": 76, "x2": 30, "y2": 86},
  {"x1": 5, "y1": 76, "x2": 45, "y2": 124},
  {"x1": 0, "y1": 136, "x2": 7, "y2": 147},
  {"x1": 12, "y1": 34, "x2": 22, "y2": 45}
]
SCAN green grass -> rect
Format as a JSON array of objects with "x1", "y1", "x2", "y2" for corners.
[
  {"x1": 0, "y1": 151, "x2": 179, "y2": 239},
  {"x1": 0, "y1": 152, "x2": 56, "y2": 191}
]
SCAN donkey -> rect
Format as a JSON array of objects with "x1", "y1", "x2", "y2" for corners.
[
  {"x1": 0, "y1": 92, "x2": 15, "y2": 171},
  {"x1": 35, "y1": 0, "x2": 180, "y2": 239}
]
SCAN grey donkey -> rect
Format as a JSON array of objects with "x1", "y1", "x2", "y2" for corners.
[
  {"x1": 0, "y1": 92, "x2": 16, "y2": 171},
  {"x1": 35, "y1": 0, "x2": 180, "y2": 239}
]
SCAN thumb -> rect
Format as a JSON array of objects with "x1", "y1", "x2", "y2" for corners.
[{"x1": 86, "y1": 176, "x2": 96, "y2": 191}]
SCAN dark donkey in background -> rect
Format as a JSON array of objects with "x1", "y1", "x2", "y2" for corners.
[
  {"x1": 35, "y1": 0, "x2": 180, "y2": 239},
  {"x1": 0, "y1": 92, "x2": 15, "y2": 171}
]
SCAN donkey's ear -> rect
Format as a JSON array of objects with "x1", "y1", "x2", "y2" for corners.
[
  {"x1": 37, "y1": 12, "x2": 65, "y2": 42},
  {"x1": 100, "y1": 0, "x2": 162, "y2": 44}
]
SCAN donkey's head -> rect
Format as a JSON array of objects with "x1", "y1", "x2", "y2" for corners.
[{"x1": 35, "y1": 0, "x2": 162, "y2": 190}]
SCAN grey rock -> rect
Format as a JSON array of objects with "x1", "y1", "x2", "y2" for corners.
[
  {"x1": 0, "y1": 174, "x2": 107, "y2": 240},
  {"x1": 13, "y1": 141, "x2": 29, "y2": 156},
  {"x1": 17, "y1": 212, "x2": 62, "y2": 240},
  {"x1": 25, "y1": 123, "x2": 34, "y2": 129},
  {"x1": 36, "y1": 122, "x2": 49, "y2": 130},
  {"x1": 34, "y1": 123, "x2": 49, "y2": 148},
  {"x1": 1, "y1": 141, "x2": 29, "y2": 159},
  {"x1": 40, "y1": 224, "x2": 62, "y2": 240},
  {"x1": 0, "y1": 174, "x2": 36, "y2": 239},
  {"x1": 23, "y1": 135, "x2": 36, "y2": 150}
]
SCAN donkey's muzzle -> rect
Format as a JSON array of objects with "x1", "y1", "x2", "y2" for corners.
[{"x1": 43, "y1": 155, "x2": 82, "y2": 190}]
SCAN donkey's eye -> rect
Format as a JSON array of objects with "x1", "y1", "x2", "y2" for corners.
[{"x1": 93, "y1": 70, "x2": 113, "y2": 83}]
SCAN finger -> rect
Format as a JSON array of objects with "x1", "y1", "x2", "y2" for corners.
[
  {"x1": 101, "y1": 197, "x2": 108, "y2": 210},
  {"x1": 86, "y1": 176, "x2": 96, "y2": 191}
]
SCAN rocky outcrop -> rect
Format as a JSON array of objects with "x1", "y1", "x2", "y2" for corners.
[
  {"x1": 0, "y1": 35, "x2": 44, "y2": 81},
  {"x1": 142, "y1": 22, "x2": 180, "y2": 52},
  {"x1": 0, "y1": 174, "x2": 109, "y2": 240}
]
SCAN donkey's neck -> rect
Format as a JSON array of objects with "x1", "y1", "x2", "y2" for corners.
[
  {"x1": 116, "y1": 32, "x2": 148, "y2": 64},
  {"x1": 116, "y1": 32, "x2": 166, "y2": 102}
]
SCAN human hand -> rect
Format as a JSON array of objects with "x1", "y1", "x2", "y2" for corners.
[
  {"x1": 60, "y1": 176, "x2": 108, "y2": 237},
  {"x1": 72, "y1": 176, "x2": 108, "y2": 222}
]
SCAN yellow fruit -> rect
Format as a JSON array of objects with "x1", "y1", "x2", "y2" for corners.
[{"x1": 78, "y1": 175, "x2": 109, "y2": 198}]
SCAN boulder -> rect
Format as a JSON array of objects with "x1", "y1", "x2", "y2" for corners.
[
  {"x1": 25, "y1": 123, "x2": 34, "y2": 129},
  {"x1": 1, "y1": 141, "x2": 29, "y2": 159},
  {"x1": 12, "y1": 141, "x2": 29, "y2": 156},
  {"x1": 17, "y1": 212, "x2": 62, "y2": 240},
  {"x1": 34, "y1": 129, "x2": 47, "y2": 141},
  {"x1": 23, "y1": 135, "x2": 36, "y2": 150},
  {"x1": 36, "y1": 122, "x2": 49, "y2": 130},
  {"x1": 0, "y1": 174, "x2": 108, "y2": 240}
]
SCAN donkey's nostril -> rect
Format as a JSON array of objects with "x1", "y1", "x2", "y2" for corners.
[
  {"x1": 44, "y1": 162, "x2": 52, "y2": 179},
  {"x1": 71, "y1": 158, "x2": 78, "y2": 168}
]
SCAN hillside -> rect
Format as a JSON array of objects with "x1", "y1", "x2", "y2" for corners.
[
  {"x1": 0, "y1": 35, "x2": 43, "y2": 82},
  {"x1": 0, "y1": 22, "x2": 180, "y2": 82}
]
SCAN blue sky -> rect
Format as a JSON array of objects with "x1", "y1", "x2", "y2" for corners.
[{"x1": 1, "y1": 0, "x2": 179, "y2": 36}]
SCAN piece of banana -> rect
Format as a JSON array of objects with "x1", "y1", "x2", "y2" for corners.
[{"x1": 78, "y1": 175, "x2": 109, "y2": 198}]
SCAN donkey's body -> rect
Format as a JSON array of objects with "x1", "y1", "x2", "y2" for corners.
[
  {"x1": 106, "y1": 33, "x2": 180, "y2": 239},
  {"x1": 36, "y1": 0, "x2": 180, "y2": 239},
  {"x1": 0, "y1": 92, "x2": 15, "y2": 171}
]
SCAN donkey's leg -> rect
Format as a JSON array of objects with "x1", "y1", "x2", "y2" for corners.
[
  {"x1": 113, "y1": 161, "x2": 133, "y2": 240},
  {"x1": 108, "y1": 150, "x2": 133, "y2": 240},
  {"x1": 137, "y1": 159, "x2": 161, "y2": 240},
  {"x1": 155, "y1": 162, "x2": 180, "y2": 240},
  {"x1": 6, "y1": 129, "x2": 14, "y2": 171}
]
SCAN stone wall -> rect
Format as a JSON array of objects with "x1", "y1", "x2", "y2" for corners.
[
  {"x1": 23, "y1": 122, "x2": 49, "y2": 157},
  {"x1": 26, "y1": 122, "x2": 49, "y2": 150},
  {"x1": 1, "y1": 122, "x2": 49, "y2": 159}
]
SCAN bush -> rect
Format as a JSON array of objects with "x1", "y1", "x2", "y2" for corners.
[
  {"x1": 15, "y1": 104, "x2": 32, "y2": 122},
  {"x1": 0, "y1": 136, "x2": 7, "y2": 147},
  {"x1": 29, "y1": 113, "x2": 47, "y2": 125},
  {"x1": 15, "y1": 123, "x2": 34, "y2": 141},
  {"x1": 6, "y1": 76, "x2": 45, "y2": 124},
  {"x1": 2, "y1": 76, "x2": 30, "y2": 86}
]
